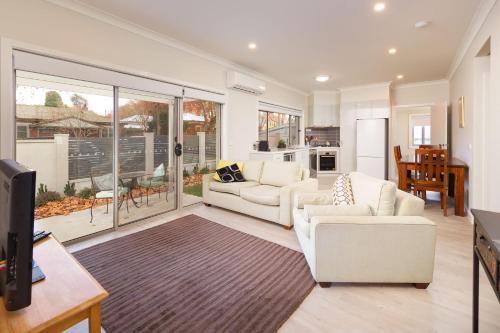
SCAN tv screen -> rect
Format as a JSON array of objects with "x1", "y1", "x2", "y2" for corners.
[{"x1": 0, "y1": 159, "x2": 36, "y2": 311}]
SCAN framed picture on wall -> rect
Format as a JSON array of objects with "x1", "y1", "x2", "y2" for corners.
[{"x1": 459, "y1": 96, "x2": 465, "y2": 128}]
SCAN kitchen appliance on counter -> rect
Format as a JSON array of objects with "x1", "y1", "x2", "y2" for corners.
[
  {"x1": 356, "y1": 119, "x2": 387, "y2": 179},
  {"x1": 310, "y1": 147, "x2": 339, "y2": 174}
]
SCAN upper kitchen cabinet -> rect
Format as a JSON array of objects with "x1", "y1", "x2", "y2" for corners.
[
  {"x1": 308, "y1": 91, "x2": 340, "y2": 127},
  {"x1": 355, "y1": 99, "x2": 390, "y2": 119}
]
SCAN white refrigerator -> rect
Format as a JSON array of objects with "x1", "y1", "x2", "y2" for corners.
[{"x1": 356, "y1": 119, "x2": 387, "y2": 179}]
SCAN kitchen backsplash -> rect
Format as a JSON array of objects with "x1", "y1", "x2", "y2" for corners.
[{"x1": 305, "y1": 127, "x2": 340, "y2": 146}]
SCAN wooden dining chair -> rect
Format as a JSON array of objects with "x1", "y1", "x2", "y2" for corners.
[
  {"x1": 394, "y1": 145, "x2": 413, "y2": 192},
  {"x1": 413, "y1": 148, "x2": 449, "y2": 216}
]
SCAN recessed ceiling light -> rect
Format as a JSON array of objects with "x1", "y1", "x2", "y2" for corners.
[
  {"x1": 388, "y1": 48, "x2": 397, "y2": 55},
  {"x1": 315, "y1": 75, "x2": 330, "y2": 82},
  {"x1": 374, "y1": 2, "x2": 386, "y2": 12},
  {"x1": 397, "y1": 74, "x2": 404, "y2": 79},
  {"x1": 415, "y1": 20, "x2": 429, "y2": 29},
  {"x1": 248, "y1": 43, "x2": 257, "y2": 50}
]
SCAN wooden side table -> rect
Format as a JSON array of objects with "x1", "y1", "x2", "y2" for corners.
[
  {"x1": 0, "y1": 235, "x2": 108, "y2": 333},
  {"x1": 472, "y1": 209, "x2": 500, "y2": 333}
]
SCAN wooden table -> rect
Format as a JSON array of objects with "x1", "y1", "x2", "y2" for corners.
[
  {"x1": 472, "y1": 209, "x2": 500, "y2": 333},
  {"x1": 0, "y1": 236, "x2": 108, "y2": 333},
  {"x1": 399, "y1": 157, "x2": 468, "y2": 217}
]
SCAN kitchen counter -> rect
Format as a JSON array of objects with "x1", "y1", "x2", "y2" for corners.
[
  {"x1": 249, "y1": 148, "x2": 309, "y2": 169},
  {"x1": 250, "y1": 147, "x2": 309, "y2": 154}
]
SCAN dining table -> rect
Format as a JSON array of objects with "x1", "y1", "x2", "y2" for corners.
[{"x1": 398, "y1": 157, "x2": 468, "y2": 217}]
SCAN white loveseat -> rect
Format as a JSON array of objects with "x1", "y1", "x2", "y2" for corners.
[
  {"x1": 203, "y1": 160, "x2": 318, "y2": 228},
  {"x1": 293, "y1": 172, "x2": 436, "y2": 288}
]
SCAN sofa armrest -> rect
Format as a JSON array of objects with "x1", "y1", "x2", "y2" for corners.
[
  {"x1": 202, "y1": 173, "x2": 216, "y2": 201},
  {"x1": 394, "y1": 190, "x2": 425, "y2": 216},
  {"x1": 308, "y1": 216, "x2": 436, "y2": 283},
  {"x1": 293, "y1": 190, "x2": 333, "y2": 209},
  {"x1": 279, "y1": 178, "x2": 318, "y2": 226}
]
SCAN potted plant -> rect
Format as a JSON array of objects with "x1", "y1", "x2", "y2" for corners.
[{"x1": 277, "y1": 139, "x2": 286, "y2": 149}]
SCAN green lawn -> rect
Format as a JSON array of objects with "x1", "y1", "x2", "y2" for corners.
[{"x1": 183, "y1": 183, "x2": 203, "y2": 197}]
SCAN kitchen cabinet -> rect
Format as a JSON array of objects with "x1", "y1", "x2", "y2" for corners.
[
  {"x1": 249, "y1": 149, "x2": 309, "y2": 170},
  {"x1": 356, "y1": 100, "x2": 390, "y2": 119},
  {"x1": 308, "y1": 92, "x2": 340, "y2": 127}
]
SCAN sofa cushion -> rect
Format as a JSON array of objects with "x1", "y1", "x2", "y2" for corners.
[
  {"x1": 209, "y1": 181, "x2": 259, "y2": 196},
  {"x1": 303, "y1": 204, "x2": 372, "y2": 222},
  {"x1": 259, "y1": 161, "x2": 301, "y2": 187},
  {"x1": 332, "y1": 174, "x2": 355, "y2": 206},
  {"x1": 240, "y1": 160, "x2": 263, "y2": 182},
  {"x1": 293, "y1": 209, "x2": 310, "y2": 238},
  {"x1": 216, "y1": 163, "x2": 245, "y2": 183},
  {"x1": 349, "y1": 172, "x2": 397, "y2": 216},
  {"x1": 240, "y1": 185, "x2": 281, "y2": 206},
  {"x1": 213, "y1": 160, "x2": 244, "y2": 182}
]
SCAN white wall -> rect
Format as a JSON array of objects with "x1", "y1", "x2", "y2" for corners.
[
  {"x1": 391, "y1": 81, "x2": 449, "y2": 106},
  {"x1": 0, "y1": 0, "x2": 307, "y2": 161},
  {"x1": 449, "y1": 0, "x2": 500, "y2": 213}
]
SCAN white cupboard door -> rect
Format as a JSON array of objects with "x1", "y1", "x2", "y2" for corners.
[
  {"x1": 431, "y1": 102, "x2": 448, "y2": 145},
  {"x1": 355, "y1": 101, "x2": 372, "y2": 119},
  {"x1": 372, "y1": 100, "x2": 390, "y2": 119}
]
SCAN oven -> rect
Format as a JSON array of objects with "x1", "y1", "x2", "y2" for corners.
[
  {"x1": 319, "y1": 151, "x2": 337, "y2": 172},
  {"x1": 312, "y1": 148, "x2": 338, "y2": 174}
]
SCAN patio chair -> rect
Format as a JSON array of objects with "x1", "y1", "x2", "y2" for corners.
[
  {"x1": 90, "y1": 172, "x2": 129, "y2": 223},
  {"x1": 138, "y1": 163, "x2": 171, "y2": 206}
]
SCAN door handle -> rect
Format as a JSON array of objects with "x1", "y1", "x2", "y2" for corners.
[{"x1": 175, "y1": 143, "x2": 183, "y2": 156}]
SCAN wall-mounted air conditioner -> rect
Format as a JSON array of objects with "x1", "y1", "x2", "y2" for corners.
[{"x1": 226, "y1": 71, "x2": 266, "y2": 95}]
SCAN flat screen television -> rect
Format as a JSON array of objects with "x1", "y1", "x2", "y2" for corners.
[{"x1": 0, "y1": 159, "x2": 36, "y2": 311}]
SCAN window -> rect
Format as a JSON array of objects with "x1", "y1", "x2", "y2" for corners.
[
  {"x1": 258, "y1": 111, "x2": 300, "y2": 147},
  {"x1": 16, "y1": 124, "x2": 29, "y2": 139},
  {"x1": 409, "y1": 114, "x2": 431, "y2": 147}
]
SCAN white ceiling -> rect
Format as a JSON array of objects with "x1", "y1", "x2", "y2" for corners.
[{"x1": 73, "y1": 0, "x2": 480, "y2": 92}]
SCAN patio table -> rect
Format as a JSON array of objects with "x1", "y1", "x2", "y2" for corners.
[{"x1": 119, "y1": 171, "x2": 147, "y2": 208}]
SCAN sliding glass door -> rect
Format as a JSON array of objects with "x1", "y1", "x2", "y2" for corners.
[
  {"x1": 117, "y1": 89, "x2": 178, "y2": 225},
  {"x1": 182, "y1": 98, "x2": 221, "y2": 207},
  {"x1": 15, "y1": 71, "x2": 116, "y2": 242},
  {"x1": 12, "y1": 51, "x2": 224, "y2": 241}
]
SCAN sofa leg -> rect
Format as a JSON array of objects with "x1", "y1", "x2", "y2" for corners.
[
  {"x1": 204, "y1": 203, "x2": 212, "y2": 207},
  {"x1": 282, "y1": 225, "x2": 293, "y2": 230},
  {"x1": 414, "y1": 283, "x2": 430, "y2": 289},
  {"x1": 319, "y1": 282, "x2": 332, "y2": 288}
]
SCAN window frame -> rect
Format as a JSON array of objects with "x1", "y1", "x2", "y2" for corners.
[
  {"x1": 408, "y1": 113, "x2": 431, "y2": 148},
  {"x1": 258, "y1": 110, "x2": 300, "y2": 147}
]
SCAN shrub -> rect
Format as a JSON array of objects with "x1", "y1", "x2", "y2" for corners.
[
  {"x1": 64, "y1": 181, "x2": 76, "y2": 197},
  {"x1": 199, "y1": 165, "x2": 210, "y2": 174},
  {"x1": 193, "y1": 164, "x2": 199, "y2": 174},
  {"x1": 35, "y1": 191, "x2": 62, "y2": 208},
  {"x1": 183, "y1": 168, "x2": 190, "y2": 178},
  {"x1": 77, "y1": 187, "x2": 93, "y2": 200}
]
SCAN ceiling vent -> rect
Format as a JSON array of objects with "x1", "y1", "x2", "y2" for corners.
[{"x1": 227, "y1": 71, "x2": 266, "y2": 95}]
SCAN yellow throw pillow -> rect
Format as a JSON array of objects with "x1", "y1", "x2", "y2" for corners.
[{"x1": 213, "y1": 160, "x2": 244, "y2": 182}]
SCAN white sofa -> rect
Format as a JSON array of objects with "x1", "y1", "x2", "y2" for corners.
[
  {"x1": 293, "y1": 172, "x2": 436, "y2": 288},
  {"x1": 203, "y1": 160, "x2": 318, "y2": 228}
]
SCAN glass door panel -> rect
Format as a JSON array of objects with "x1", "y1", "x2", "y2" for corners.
[
  {"x1": 117, "y1": 88, "x2": 177, "y2": 225},
  {"x1": 182, "y1": 99, "x2": 220, "y2": 207},
  {"x1": 15, "y1": 70, "x2": 114, "y2": 242}
]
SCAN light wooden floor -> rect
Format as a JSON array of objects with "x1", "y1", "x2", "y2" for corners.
[{"x1": 66, "y1": 187, "x2": 500, "y2": 333}]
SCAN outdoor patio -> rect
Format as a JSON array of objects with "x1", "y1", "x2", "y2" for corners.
[{"x1": 36, "y1": 192, "x2": 200, "y2": 243}]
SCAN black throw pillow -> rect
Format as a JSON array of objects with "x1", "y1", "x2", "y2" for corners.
[{"x1": 216, "y1": 163, "x2": 245, "y2": 183}]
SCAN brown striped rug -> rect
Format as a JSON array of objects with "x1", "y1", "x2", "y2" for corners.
[{"x1": 74, "y1": 214, "x2": 315, "y2": 333}]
